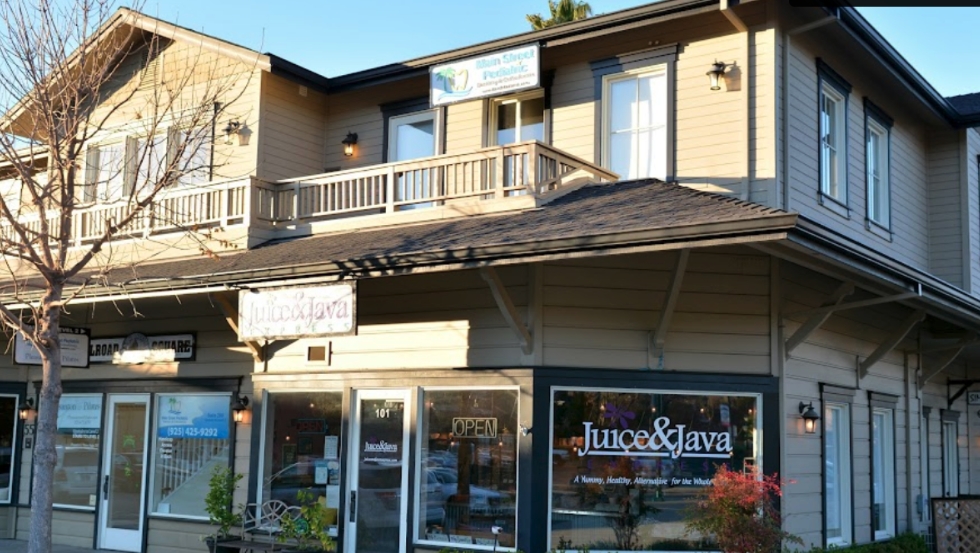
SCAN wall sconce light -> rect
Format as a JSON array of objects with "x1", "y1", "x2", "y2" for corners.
[
  {"x1": 342, "y1": 132, "x2": 358, "y2": 157},
  {"x1": 222, "y1": 121, "x2": 251, "y2": 147},
  {"x1": 799, "y1": 401, "x2": 820, "y2": 434},
  {"x1": 706, "y1": 61, "x2": 730, "y2": 91},
  {"x1": 19, "y1": 398, "x2": 35, "y2": 421},
  {"x1": 232, "y1": 394, "x2": 250, "y2": 424}
]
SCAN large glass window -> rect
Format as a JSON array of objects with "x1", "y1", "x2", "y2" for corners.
[
  {"x1": 174, "y1": 128, "x2": 213, "y2": 188},
  {"x1": 603, "y1": 69, "x2": 667, "y2": 181},
  {"x1": 820, "y1": 82, "x2": 847, "y2": 203},
  {"x1": 0, "y1": 395, "x2": 17, "y2": 503},
  {"x1": 86, "y1": 142, "x2": 127, "y2": 202},
  {"x1": 824, "y1": 402, "x2": 851, "y2": 546},
  {"x1": 492, "y1": 93, "x2": 545, "y2": 146},
  {"x1": 54, "y1": 394, "x2": 103, "y2": 508},
  {"x1": 550, "y1": 388, "x2": 758, "y2": 551},
  {"x1": 261, "y1": 392, "x2": 344, "y2": 534},
  {"x1": 417, "y1": 389, "x2": 518, "y2": 549},
  {"x1": 866, "y1": 117, "x2": 890, "y2": 228},
  {"x1": 943, "y1": 420, "x2": 959, "y2": 497},
  {"x1": 150, "y1": 393, "x2": 232, "y2": 518},
  {"x1": 871, "y1": 408, "x2": 894, "y2": 540}
]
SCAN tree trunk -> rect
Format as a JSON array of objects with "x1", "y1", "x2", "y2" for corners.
[{"x1": 28, "y1": 284, "x2": 64, "y2": 553}]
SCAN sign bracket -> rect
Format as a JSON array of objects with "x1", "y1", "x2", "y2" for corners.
[
  {"x1": 214, "y1": 292, "x2": 265, "y2": 362},
  {"x1": 947, "y1": 379, "x2": 980, "y2": 409}
]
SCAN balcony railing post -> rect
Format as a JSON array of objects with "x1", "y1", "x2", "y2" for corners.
[
  {"x1": 386, "y1": 166, "x2": 395, "y2": 213},
  {"x1": 527, "y1": 142, "x2": 539, "y2": 196},
  {"x1": 495, "y1": 147, "x2": 505, "y2": 200}
]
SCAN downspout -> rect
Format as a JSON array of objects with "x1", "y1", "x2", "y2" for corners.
[
  {"x1": 720, "y1": 0, "x2": 750, "y2": 201},
  {"x1": 781, "y1": 11, "x2": 839, "y2": 211}
]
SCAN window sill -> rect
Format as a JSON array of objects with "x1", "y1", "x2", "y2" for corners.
[
  {"x1": 866, "y1": 220, "x2": 892, "y2": 242},
  {"x1": 148, "y1": 513, "x2": 210, "y2": 523},
  {"x1": 818, "y1": 193, "x2": 850, "y2": 219}
]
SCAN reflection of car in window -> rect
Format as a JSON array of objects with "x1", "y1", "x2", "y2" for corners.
[{"x1": 54, "y1": 446, "x2": 99, "y2": 500}]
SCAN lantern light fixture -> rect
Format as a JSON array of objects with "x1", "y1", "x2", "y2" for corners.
[
  {"x1": 19, "y1": 398, "x2": 35, "y2": 421},
  {"x1": 342, "y1": 132, "x2": 358, "y2": 157},
  {"x1": 232, "y1": 394, "x2": 250, "y2": 423},
  {"x1": 799, "y1": 401, "x2": 820, "y2": 434},
  {"x1": 707, "y1": 61, "x2": 729, "y2": 91}
]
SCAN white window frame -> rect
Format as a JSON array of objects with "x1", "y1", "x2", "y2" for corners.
[
  {"x1": 824, "y1": 401, "x2": 852, "y2": 547},
  {"x1": 0, "y1": 394, "x2": 19, "y2": 505},
  {"x1": 488, "y1": 90, "x2": 546, "y2": 146},
  {"x1": 148, "y1": 392, "x2": 232, "y2": 520},
  {"x1": 943, "y1": 420, "x2": 959, "y2": 497},
  {"x1": 0, "y1": 175, "x2": 22, "y2": 214},
  {"x1": 871, "y1": 407, "x2": 895, "y2": 540},
  {"x1": 820, "y1": 82, "x2": 847, "y2": 204},
  {"x1": 413, "y1": 386, "x2": 520, "y2": 551},
  {"x1": 601, "y1": 65, "x2": 668, "y2": 181},
  {"x1": 866, "y1": 116, "x2": 890, "y2": 229}
]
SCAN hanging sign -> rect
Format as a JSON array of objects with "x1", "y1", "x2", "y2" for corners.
[
  {"x1": 57, "y1": 394, "x2": 103, "y2": 437},
  {"x1": 89, "y1": 333, "x2": 195, "y2": 364},
  {"x1": 14, "y1": 327, "x2": 90, "y2": 368},
  {"x1": 238, "y1": 283, "x2": 356, "y2": 340},
  {"x1": 430, "y1": 44, "x2": 540, "y2": 107},
  {"x1": 968, "y1": 391, "x2": 980, "y2": 405},
  {"x1": 157, "y1": 394, "x2": 230, "y2": 439},
  {"x1": 453, "y1": 417, "x2": 498, "y2": 438}
]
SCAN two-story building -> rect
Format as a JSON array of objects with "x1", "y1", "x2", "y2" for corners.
[{"x1": 2, "y1": 1, "x2": 980, "y2": 552}]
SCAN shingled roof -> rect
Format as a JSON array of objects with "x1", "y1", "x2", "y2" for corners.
[
  {"x1": 947, "y1": 92, "x2": 980, "y2": 116},
  {"x1": 91, "y1": 179, "x2": 796, "y2": 295}
]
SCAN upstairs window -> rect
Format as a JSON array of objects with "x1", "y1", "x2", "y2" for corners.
[
  {"x1": 818, "y1": 61, "x2": 851, "y2": 208},
  {"x1": 0, "y1": 175, "x2": 22, "y2": 214},
  {"x1": 865, "y1": 101, "x2": 892, "y2": 230},
  {"x1": 491, "y1": 91, "x2": 545, "y2": 146},
  {"x1": 604, "y1": 68, "x2": 667, "y2": 180}
]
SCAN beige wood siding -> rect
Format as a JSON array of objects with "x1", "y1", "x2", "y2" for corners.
[
  {"x1": 968, "y1": 128, "x2": 980, "y2": 294},
  {"x1": 445, "y1": 100, "x2": 485, "y2": 154},
  {"x1": 784, "y1": 35, "x2": 930, "y2": 271},
  {"x1": 16, "y1": 508, "x2": 95, "y2": 547},
  {"x1": 257, "y1": 72, "x2": 327, "y2": 181},
  {"x1": 146, "y1": 517, "x2": 215, "y2": 553},
  {"x1": 927, "y1": 129, "x2": 964, "y2": 287},
  {"x1": 541, "y1": 248, "x2": 771, "y2": 372},
  {"x1": 781, "y1": 262, "x2": 919, "y2": 547}
]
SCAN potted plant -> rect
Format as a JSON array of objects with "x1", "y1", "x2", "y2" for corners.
[
  {"x1": 277, "y1": 490, "x2": 335, "y2": 552},
  {"x1": 203, "y1": 465, "x2": 243, "y2": 553}
]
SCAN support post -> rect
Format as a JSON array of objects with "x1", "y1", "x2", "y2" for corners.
[{"x1": 213, "y1": 292, "x2": 265, "y2": 362}]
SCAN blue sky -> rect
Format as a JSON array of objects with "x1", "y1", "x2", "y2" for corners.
[{"x1": 142, "y1": 1, "x2": 980, "y2": 97}]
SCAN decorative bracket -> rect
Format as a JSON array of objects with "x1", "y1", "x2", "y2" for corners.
[
  {"x1": 857, "y1": 309, "x2": 925, "y2": 380},
  {"x1": 479, "y1": 267, "x2": 532, "y2": 355},
  {"x1": 784, "y1": 281, "x2": 855, "y2": 356},
  {"x1": 213, "y1": 292, "x2": 265, "y2": 362},
  {"x1": 947, "y1": 379, "x2": 980, "y2": 409},
  {"x1": 918, "y1": 333, "x2": 978, "y2": 390},
  {"x1": 648, "y1": 249, "x2": 690, "y2": 369}
]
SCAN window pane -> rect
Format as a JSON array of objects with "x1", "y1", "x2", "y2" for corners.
[
  {"x1": 176, "y1": 130, "x2": 212, "y2": 187},
  {"x1": 609, "y1": 79, "x2": 637, "y2": 133},
  {"x1": 395, "y1": 120, "x2": 435, "y2": 161},
  {"x1": 872, "y1": 412, "x2": 884, "y2": 532},
  {"x1": 0, "y1": 177, "x2": 19, "y2": 215},
  {"x1": 496, "y1": 102, "x2": 517, "y2": 145},
  {"x1": 520, "y1": 96, "x2": 545, "y2": 143},
  {"x1": 97, "y1": 143, "x2": 126, "y2": 201},
  {"x1": 609, "y1": 133, "x2": 634, "y2": 180},
  {"x1": 150, "y1": 394, "x2": 232, "y2": 517},
  {"x1": 0, "y1": 396, "x2": 15, "y2": 502},
  {"x1": 262, "y1": 392, "x2": 343, "y2": 536},
  {"x1": 137, "y1": 135, "x2": 168, "y2": 196},
  {"x1": 637, "y1": 73, "x2": 666, "y2": 129},
  {"x1": 550, "y1": 389, "x2": 758, "y2": 551},
  {"x1": 54, "y1": 394, "x2": 103, "y2": 508},
  {"x1": 419, "y1": 389, "x2": 518, "y2": 548}
]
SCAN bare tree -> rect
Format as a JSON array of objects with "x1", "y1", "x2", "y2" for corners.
[{"x1": 0, "y1": 1, "x2": 255, "y2": 551}]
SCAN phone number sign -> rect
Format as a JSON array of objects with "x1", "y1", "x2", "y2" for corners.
[{"x1": 157, "y1": 394, "x2": 230, "y2": 439}]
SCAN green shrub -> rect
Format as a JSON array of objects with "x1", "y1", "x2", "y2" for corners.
[{"x1": 802, "y1": 532, "x2": 928, "y2": 553}]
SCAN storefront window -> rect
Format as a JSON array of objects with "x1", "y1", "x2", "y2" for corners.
[
  {"x1": 418, "y1": 389, "x2": 518, "y2": 549},
  {"x1": 0, "y1": 395, "x2": 16, "y2": 502},
  {"x1": 150, "y1": 393, "x2": 233, "y2": 518},
  {"x1": 261, "y1": 392, "x2": 343, "y2": 532},
  {"x1": 54, "y1": 394, "x2": 103, "y2": 508},
  {"x1": 550, "y1": 388, "x2": 758, "y2": 551}
]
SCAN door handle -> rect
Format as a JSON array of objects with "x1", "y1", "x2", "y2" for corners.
[
  {"x1": 102, "y1": 475, "x2": 109, "y2": 496},
  {"x1": 349, "y1": 490, "x2": 356, "y2": 523}
]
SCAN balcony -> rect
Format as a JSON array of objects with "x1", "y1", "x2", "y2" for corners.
[{"x1": 2, "y1": 141, "x2": 616, "y2": 250}]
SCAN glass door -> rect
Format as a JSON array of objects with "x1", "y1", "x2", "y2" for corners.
[
  {"x1": 98, "y1": 394, "x2": 150, "y2": 552},
  {"x1": 346, "y1": 389, "x2": 410, "y2": 553},
  {"x1": 388, "y1": 110, "x2": 438, "y2": 209}
]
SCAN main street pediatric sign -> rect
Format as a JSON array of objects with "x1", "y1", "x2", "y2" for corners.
[
  {"x1": 238, "y1": 283, "x2": 356, "y2": 340},
  {"x1": 430, "y1": 44, "x2": 540, "y2": 107}
]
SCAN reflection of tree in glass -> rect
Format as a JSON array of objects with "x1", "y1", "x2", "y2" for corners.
[{"x1": 604, "y1": 456, "x2": 658, "y2": 550}]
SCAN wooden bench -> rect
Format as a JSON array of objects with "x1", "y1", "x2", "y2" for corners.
[{"x1": 215, "y1": 500, "x2": 300, "y2": 553}]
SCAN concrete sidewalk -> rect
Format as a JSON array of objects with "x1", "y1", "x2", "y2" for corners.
[{"x1": 0, "y1": 540, "x2": 96, "y2": 552}]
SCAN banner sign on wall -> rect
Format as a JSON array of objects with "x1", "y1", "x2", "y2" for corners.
[
  {"x1": 157, "y1": 394, "x2": 230, "y2": 439},
  {"x1": 238, "y1": 283, "x2": 356, "y2": 340},
  {"x1": 57, "y1": 394, "x2": 103, "y2": 437},
  {"x1": 14, "y1": 326, "x2": 90, "y2": 368},
  {"x1": 89, "y1": 333, "x2": 195, "y2": 364},
  {"x1": 430, "y1": 44, "x2": 540, "y2": 107}
]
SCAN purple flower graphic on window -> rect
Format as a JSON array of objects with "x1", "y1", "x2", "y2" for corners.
[{"x1": 603, "y1": 403, "x2": 636, "y2": 429}]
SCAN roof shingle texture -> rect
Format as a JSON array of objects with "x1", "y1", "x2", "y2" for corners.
[
  {"x1": 114, "y1": 179, "x2": 789, "y2": 285},
  {"x1": 947, "y1": 92, "x2": 980, "y2": 115}
]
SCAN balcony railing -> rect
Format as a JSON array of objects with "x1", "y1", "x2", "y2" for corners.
[
  {"x1": 257, "y1": 141, "x2": 617, "y2": 226},
  {"x1": 1, "y1": 142, "x2": 616, "y2": 248}
]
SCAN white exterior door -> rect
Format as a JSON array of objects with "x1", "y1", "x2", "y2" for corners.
[
  {"x1": 98, "y1": 394, "x2": 151, "y2": 552},
  {"x1": 345, "y1": 389, "x2": 410, "y2": 553},
  {"x1": 388, "y1": 110, "x2": 439, "y2": 209}
]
